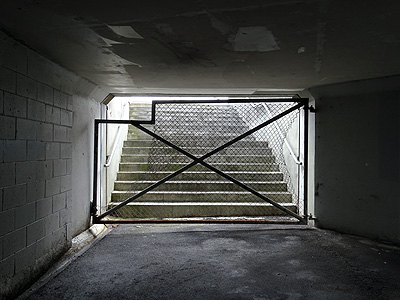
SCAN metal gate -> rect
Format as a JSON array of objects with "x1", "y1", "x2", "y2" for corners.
[{"x1": 92, "y1": 97, "x2": 309, "y2": 224}]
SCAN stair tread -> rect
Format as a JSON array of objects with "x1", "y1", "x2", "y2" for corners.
[
  {"x1": 115, "y1": 180, "x2": 286, "y2": 184},
  {"x1": 117, "y1": 171, "x2": 283, "y2": 174},
  {"x1": 111, "y1": 190, "x2": 291, "y2": 194},
  {"x1": 109, "y1": 202, "x2": 295, "y2": 206},
  {"x1": 119, "y1": 162, "x2": 279, "y2": 165}
]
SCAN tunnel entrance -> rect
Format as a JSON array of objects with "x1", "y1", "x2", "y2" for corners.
[{"x1": 92, "y1": 96, "x2": 309, "y2": 224}]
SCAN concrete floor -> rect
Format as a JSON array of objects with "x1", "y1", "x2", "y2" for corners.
[{"x1": 21, "y1": 224, "x2": 400, "y2": 300}]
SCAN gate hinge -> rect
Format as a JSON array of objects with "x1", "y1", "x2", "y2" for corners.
[
  {"x1": 90, "y1": 201, "x2": 97, "y2": 216},
  {"x1": 308, "y1": 213, "x2": 317, "y2": 220}
]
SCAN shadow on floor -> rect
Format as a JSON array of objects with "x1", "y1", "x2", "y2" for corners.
[{"x1": 20, "y1": 224, "x2": 400, "y2": 300}]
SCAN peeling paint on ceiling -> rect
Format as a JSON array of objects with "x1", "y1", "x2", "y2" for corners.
[
  {"x1": 107, "y1": 25, "x2": 144, "y2": 39},
  {"x1": 228, "y1": 27, "x2": 280, "y2": 52},
  {"x1": 1, "y1": 0, "x2": 399, "y2": 93}
]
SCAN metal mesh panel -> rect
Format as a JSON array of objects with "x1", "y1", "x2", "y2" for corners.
[{"x1": 104, "y1": 101, "x2": 302, "y2": 221}]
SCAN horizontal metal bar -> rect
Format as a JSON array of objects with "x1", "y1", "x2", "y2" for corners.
[
  {"x1": 95, "y1": 119, "x2": 154, "y2": 124},
  {"x1": 152, "y1": 98, "x2": 307, "y2": 105}
]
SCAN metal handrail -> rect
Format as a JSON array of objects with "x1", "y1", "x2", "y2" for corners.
[
  {"x1": 261, "y1": 103, "x2": 302, "y2": 165},
  {"x1": 104, "y1": 125, "x2": 123, "y2": 167}
]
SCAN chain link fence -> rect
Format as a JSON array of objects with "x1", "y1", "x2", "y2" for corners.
[{"x1": 101, "y1": 101, "x2": 304, "y2": 221}]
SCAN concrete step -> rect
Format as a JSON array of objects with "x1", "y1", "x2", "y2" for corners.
[
  {"x1": 128, "y1": 123, "x2": 249, "y2": 131},
  {"x1": 110, "y1": 191, "x2": 293, "y2": 203},
  {"x1": 118, "y1": 162, "x2": 280, "y2": 172},
  {"x1": 127, "y1": 133, "x2": 257, "y2": 140},
  {"x1": 116, "y1": 171, "x2": 283, "y2": 181},
  {"x1": 123, "y1": 140, "x2": 269, "y2": 148},
  {"x1": 120, "y1": 154, "x2": 275, "y2": 163},
  {"x1": 122, "y1": 147, "x2": 273, "y2": 155},
  {"x1": 107, "y1": 202, "x2": 297, "y2": 218},
  {"x1": 113, "y1": 180, "x2": 287, "y2": 192},
  {"x1": 154, "y1": 113, "x2": 236, "y2": 119},
  {"x1": 126, "y1": 133, "x2": 155, "y2": 140}
]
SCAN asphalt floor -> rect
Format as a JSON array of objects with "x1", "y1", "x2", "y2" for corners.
[{"x1": 20, "y1": 224, "x2": 400, "y2": 300}]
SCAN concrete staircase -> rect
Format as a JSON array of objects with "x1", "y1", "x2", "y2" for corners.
[{"x1": 109, "y1": 103, "x2": 296, "y2": 219}]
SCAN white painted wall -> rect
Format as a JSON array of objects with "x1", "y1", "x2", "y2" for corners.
[
  {"x1": 104, "y1": 98, "x2": 130, "y2": 206},
  {"x1": 0, "y1": 31, "x2": 106, "y2": 299},
  {"x1": 309, "y1": 76, "x2": 400, "y2": 244}
]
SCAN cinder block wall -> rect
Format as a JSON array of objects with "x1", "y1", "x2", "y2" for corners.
[{"x1": 0, "y1": 32, "x2": 106, "y2": 299}]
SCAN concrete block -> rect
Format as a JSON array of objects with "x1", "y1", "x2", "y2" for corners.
[
  {"x1": 0, "y1": 163, "x2": 16, "y2": 188},
  {"x1": 67, "y1": 96, "x2": 73, "y2": 111},
  {"x1": 27, "y1": 181, "x2": 45, "y2": 203},
  {"x1": 0, "y1": 209, "x2": 15, "y2": 236},
  {"x1": 35, "y1": 234, "x2": 52, "y2": 260},
  {"x1": 36, "y1": 160, "x2": 53, "y2": 181},
  {"x1": 0, "y1": 140, "x2": 3, "y2": 162},
  {"x1": 60, "y1": 109, "x2": 73, "y2": 127},
  {"x1": 66, "y1": 190, "x2": 72, "y2": 208},
  {"x1": 45, "y1": 177, "x2": 60, "y2": 197},
  {"x1": 52, "y1": 192, "x2": 66, "y2": 213},
  {"x1": 45, "y1": 105, "x2": 60, "y2": 124},
  {"x1": 0, "y1": 66, "x2": 16, "y2": 93},
  {"x1": 0, "y1": 255, "x2": 14, "y2": 281},
  {"x1": 60, "y1": 143, "x2": 72, "y2": 159},
  {"x1": 59, "y1": 207, "x2": 71, "y2": 227},
  {"x1": 17, "y1": 74, "x2": 37, "y2": 99},
  {"x1": 15, "y1": 202, "x2": 35, "y2": 228},
  {"x1": 17, "y1": 118, "x2": 37, "y2": 140},
  {"x1": 0, "y1": 90, "x2": 3, "y2": 114},
  {"x1": 37, "y1": 122, "x2": 53, "y2": 142},
  {"x1": 54, "y1": 125, "x2": 67, "y2": 142},
  {"x1": 54, "y1": 159, "x2": 67, "y2": 177},
  {"x1": 60, "y1": 175, "x2": 71, "y2": 193},
  {"x1": 66, "y1": 127, "x2": 72, "y2": 142},
  {"x1": 66, "y1": 159, "x2": 72, "y2": 175},
  {"x1": 0, "y1": 115, "x2": 16, "y2": 139},
  {"x1": 36, "y1": 197, "x2": 52, "y2": 220},
  {"x1": 37, "y1": 83, "x2": 53, "y2": 105},
  {"x1": 4, "y1": 140, "x2": 26, "y2": 162},
  {"x1": 66, "y1": 223, "x2": 72, "y2": 241},
  {"x1": 3, "y1": 184, "x2": 26, "y2": 209},
  {"x1": 45, "y1": 142, "x2": 59, "y2": 160},
  {"x1": 16, "y1": 161, "x2": 37, "y2": 184},
  {"x1": 0, "y1": 188, "x2": 3, "y2": 211},
  {"x1": 52, "y1": 225, "x2": 67, "y2": 249},
  {"x1": 3, "y1": 227, "x2": 26, "y2": 258},
  {"x1": 28, "y1": 99, "x2": 45, "y2": 121},
  {"x1": 44, "y1": 212, "x2": 59, "y2": 235},
  {"x1": 27, "y1": 140, "x2": 46, "y2": 161},
  {"x1": 54, "y1": 90, "x2": 68, "y2": 109},
  {"x1": 4, "y1": 92, "x2": 27, "y2": 117},
  {"x1": 0, "y1": 236, "x2": 3, "y2": 260},
  {"x1": 27, "y1": 219, "x2": 45, "y2": 246},
  {"x1": 15, "y1": 243, "x2": 36, "y2": 273}
]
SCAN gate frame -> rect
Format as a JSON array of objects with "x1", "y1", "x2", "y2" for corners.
[{"x1": 92, "y1": 97, "x2": 309, "y2": 224}]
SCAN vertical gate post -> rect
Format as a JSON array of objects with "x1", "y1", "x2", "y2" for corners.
[
  {"x1": 92, "y1": 120, "x2": 99, "y2": 222},
  {"x1": 303, "y1": 100, "x2": 309, "y2": 223}
]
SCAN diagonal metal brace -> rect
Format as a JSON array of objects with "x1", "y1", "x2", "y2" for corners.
[{"x1": 97, "y1": 102, "x2": 304, "y2": 221}]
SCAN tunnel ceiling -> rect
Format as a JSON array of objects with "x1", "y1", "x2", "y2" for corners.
[{"x1": 1, "y1": 0, "x2": 400, "y2": 94}]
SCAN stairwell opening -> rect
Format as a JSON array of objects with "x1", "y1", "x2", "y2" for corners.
[{"x1": 94, "y1": 95, "x2": 308, "y2": 224}]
